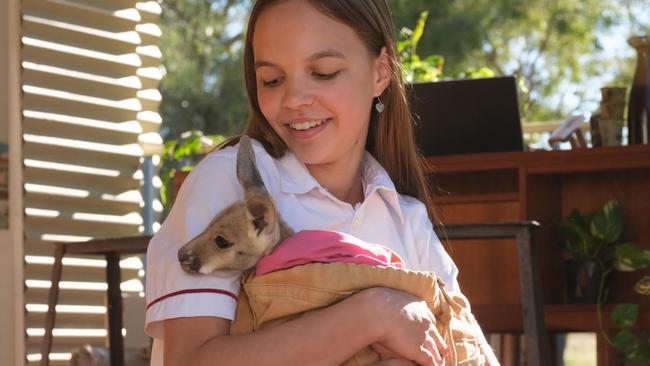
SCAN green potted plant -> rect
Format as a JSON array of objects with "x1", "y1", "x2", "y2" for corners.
[
  {"x1": 555, "y1": 199, "x2": 625, "y2": 303},
  {"x1": 606, "y1": 250, "x2": 650, "y2": 363},
  {"x1": 556, "y1": 198, "x2": 650, "y2": 362}
]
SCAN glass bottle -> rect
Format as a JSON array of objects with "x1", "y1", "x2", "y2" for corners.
[{"x1": 627, "y1": 35, "x2": 650, "y2": 145}]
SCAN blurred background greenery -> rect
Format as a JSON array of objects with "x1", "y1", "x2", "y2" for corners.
[{"x1": 158, "y1": 0, "x2": 650, "y2": 142}]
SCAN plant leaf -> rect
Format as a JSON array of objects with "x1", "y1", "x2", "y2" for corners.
[
  {"x1": 590, "y1": 199, "x2": 623, "y2": 243},
  {"x1": 612, "y1": 303, "x2": 638, "y2": 328},
  {"x1": 555, "y1": 220, "x2": 592, "y2": 259},
  {"x1": 635, "y1": 276, "x2": 650, "y2": 295},
  {"x1": 613, "y1": 329, "x2": 638, "y2": 355},
  {"x1": 567, "y1": 208, "x2": 589, "y2": 229},
  {"x1": 614, "y1": 243, "x2": 650, "y2": 271},
  {"x1": 412, "y1": 11, "x2": 428, "y2": 52}
]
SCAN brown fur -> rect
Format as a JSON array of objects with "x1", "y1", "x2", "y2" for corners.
[{"x1": 178, "y1": 136, "x2": 294, "y2": 274}]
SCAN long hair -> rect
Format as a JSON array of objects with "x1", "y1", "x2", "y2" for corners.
[{"x1": 221, "y1": 0, "x2": 439, "y2": 224}]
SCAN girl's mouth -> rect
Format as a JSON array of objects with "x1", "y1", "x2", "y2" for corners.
[
  {"x1": 288, "y1": 119, "x2": 326, "y2": 131},
  {"x1": 286, "y1": 118, "x2": 331, "y2": 138}
]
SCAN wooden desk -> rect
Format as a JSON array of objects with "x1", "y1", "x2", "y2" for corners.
[{"x1": 426, "y1": 145, "x2": 650, "y2": 365}]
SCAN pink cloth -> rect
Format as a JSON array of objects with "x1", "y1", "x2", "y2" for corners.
[{"x1": 255, "y1": 230, "x2": 405, "y2": 276}]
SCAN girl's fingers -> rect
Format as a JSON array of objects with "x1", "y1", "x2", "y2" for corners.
[
  {"x1": 422, "y1": 338, "x2": 443, "y2": 366},
  {"x1": 369, "y1": 359, "x2": 416, "y2": 366},
  {"x1": 428, "y1": 326, "x2": 448, "y2": 358},
  {"x1": 413, "y1": 344, "x2": 439, "y2": 366},
  {"x1": 371, "y1": 343, "x2": 400, "y2": 359}
]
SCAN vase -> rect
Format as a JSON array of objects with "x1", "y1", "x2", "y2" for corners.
[
  {"x1": 565, "y1": 259, "x2": 607, "y2": 303},
  {"x1": 627, "y1": 35, "x2": 650, "y2": 145},
  {"x1": 591, "y1": 87, "x2": 627, "y2": 147}
]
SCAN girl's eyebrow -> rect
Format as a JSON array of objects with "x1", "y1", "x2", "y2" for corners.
[
  {"x1": 306, "y1": 49, "x2": 346, "y2": 62},
  {"x1": 254, "y1": 49, "x2": 346, "y2": 69}
]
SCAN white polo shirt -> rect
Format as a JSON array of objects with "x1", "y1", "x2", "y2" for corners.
[{"x1": 144, "y1": 138, "x2": 459, "y2": 363}]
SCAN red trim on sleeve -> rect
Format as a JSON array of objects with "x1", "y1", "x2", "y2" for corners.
[{"x1": 146, "y1": 288, "x2": 238, "y2": 310}]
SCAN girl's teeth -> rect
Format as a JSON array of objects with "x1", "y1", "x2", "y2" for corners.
[{"x1": 290, "y1": 120, "x2": 324, "y2": 131}]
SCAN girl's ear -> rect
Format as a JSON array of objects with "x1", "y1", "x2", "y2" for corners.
[{"x1": 373, "y1": 47, "x2": 391, "y2": 97}]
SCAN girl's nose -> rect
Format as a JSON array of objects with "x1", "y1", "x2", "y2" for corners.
[{"x1": 281, "y1": 78, "x2": 314, "y2": 110}]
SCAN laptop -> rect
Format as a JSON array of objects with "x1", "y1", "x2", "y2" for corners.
[{"x1": 408, "y1": 76, "x2": 524, "y2": 156}]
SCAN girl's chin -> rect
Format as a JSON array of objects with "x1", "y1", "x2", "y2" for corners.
[{"x1": 290, "y1": 148, "x2": 329, "y2": 166}]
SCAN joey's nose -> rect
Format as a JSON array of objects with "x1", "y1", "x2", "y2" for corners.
[{"x1": 178, "y1": 249, "x2": 201, "y2": 274}]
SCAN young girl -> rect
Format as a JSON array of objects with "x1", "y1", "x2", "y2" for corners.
[{"x1": 145, "y1": 1, "x2": 490, "y2": 365}]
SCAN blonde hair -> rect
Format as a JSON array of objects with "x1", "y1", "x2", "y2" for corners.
[{"x1": 221, "y1": 0, "x2": 438, "y2": 224}]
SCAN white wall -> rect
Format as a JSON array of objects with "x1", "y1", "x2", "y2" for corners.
[{"x1": 0, "y1": 0, "x2": 26, "y2": 365}]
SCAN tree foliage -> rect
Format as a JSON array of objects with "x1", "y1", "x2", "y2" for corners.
[
  {"x1": 159, "y1": 0, "x2": 251, "y2": 139},
  {"x1": 388, "y1": 0, "x2": 650, "y2": 121},
  {"x1": 158, "y1": 0, "x2": 650, "y2": 139}
]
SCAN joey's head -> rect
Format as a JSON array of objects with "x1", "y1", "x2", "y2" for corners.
[{"x1": 177, "y1": 136, "x2": 282, "y2": 273}]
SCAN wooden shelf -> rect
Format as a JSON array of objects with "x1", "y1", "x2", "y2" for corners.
[
  {"x1": 426, "y1": 145, "x2": 650, "y2": 174},
  {"x1": 434, "y1": 193, "x2": 519, "y2": 205},
  {"x1": 424, "y1": 145, "x2": 650, "y2": 365}
]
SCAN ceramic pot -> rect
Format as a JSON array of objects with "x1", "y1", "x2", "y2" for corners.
[{"x1": 565, "y1": 259, "x2": 607, "y2": 303}]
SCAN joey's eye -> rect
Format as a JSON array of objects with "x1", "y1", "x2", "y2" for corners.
[{"x1": 214, "y1": 236, "x2": 233, "y2": 249}]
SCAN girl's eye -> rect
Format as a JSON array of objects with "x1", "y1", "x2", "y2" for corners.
[
  {"x1": 262, "y1": 77, "x2": 282, "y2": 88},
  {"x1": 313, "y1": 70, "x2": 341, "y2": 80}
]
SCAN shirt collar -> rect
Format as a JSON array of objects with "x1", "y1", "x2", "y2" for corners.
[
  {"x1": 361, "y1": 152, "x2": 405, "y2": 224},
  {"x1": 276, "y1": 150, "x2": 405, "y2": 223}
]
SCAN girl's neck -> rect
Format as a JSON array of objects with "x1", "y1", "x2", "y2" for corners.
[{"x1": 306, "y1": 154, "x2": 365, "y2": 207}]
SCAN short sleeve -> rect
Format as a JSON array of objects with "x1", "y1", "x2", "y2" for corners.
[
  {"x1": 420, "y1": 226, "x2": 460, "y2": 293},
  {"x1": 144, "y1": 150, "x2": 243, "y2": 339},
  {"x1": 410, "y1": 205, "x2": 460, "y2": 293}
]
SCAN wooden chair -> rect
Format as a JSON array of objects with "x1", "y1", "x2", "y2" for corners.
[
  {"x1": 436, "y1": 221, "x2": 550, "y2": 366},
  {"x1": 40, "y1": 236, "x2": 152, "y2": 366}
]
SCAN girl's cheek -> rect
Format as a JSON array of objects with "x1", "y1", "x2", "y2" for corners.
[{"x1": 258, "y1": 95, "x2": 278, "y2": 126}]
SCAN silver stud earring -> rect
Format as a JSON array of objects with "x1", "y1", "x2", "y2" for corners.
[{"x1": 375, "y1": 97, "x2": 385, "y2": 113}]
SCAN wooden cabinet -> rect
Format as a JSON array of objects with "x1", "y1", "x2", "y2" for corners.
[{"x1": 426, "y1": 145, "x2": 650, "y2": 364}]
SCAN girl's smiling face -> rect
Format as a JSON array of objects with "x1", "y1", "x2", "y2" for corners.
[{"x1": 252, "y1": 0, "x2": 389, "y2": 169}]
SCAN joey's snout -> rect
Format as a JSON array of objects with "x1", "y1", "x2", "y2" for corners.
[{"x1": 178, "y1": 248, "x2": 201, "y2": 274}]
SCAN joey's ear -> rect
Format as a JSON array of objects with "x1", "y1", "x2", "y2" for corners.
[
  {"x1": 246, "y1": 196, "x2": 276, "y2": 236},
  {"x1": 236, "y1": 135, "x2": 269, "y2": 198}
]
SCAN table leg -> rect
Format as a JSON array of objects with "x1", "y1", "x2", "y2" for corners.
[{"x1": 106, "y1": 252, "x2": 125, "y2": 366}]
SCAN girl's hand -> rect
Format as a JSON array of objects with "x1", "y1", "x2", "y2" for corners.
[
  {"x1": 362, "y1": 287, "x2": 448, "y2": 366},
  {"x1": 370, "y1": 343, "x2": 415, "y2": 366},
  {"x1": 369, "y1": 359, "x2": 416, "y2": 366}
]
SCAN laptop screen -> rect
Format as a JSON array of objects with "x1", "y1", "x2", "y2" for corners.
[{"x1": 408, "y1": 76, "x2": 524, "y2": 157}]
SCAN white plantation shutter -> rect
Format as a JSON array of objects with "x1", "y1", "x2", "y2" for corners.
[{"x1": 20, "y1": 0, "x2": 163, "y2": 364}]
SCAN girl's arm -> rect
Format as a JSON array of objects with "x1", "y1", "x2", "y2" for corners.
[{"x1": 163, "y1": 287, "x2": 446, "y2": 366}]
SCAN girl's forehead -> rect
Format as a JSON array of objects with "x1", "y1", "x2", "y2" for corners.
[{"x1": 252, "y1": 2, "x2": 370, "y2": 64}]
